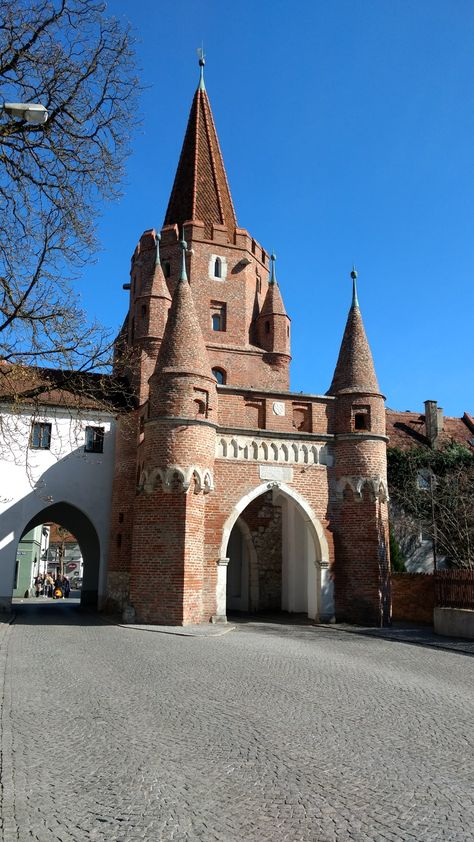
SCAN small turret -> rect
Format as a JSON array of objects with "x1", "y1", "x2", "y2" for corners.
[
  {"x1": 328, "y1": 268, "x2": 379, "y2": 397},
  {"x1": 119, "y1": 229, "x2": 173, "y2": 403},
  {"x1": 330, "y1": 269, "x2": 390, "y2": 627},
  {"x1": 131, "y1": 230, "x2": 172, "y2": 345},
  {"x1": 255, "y1": 254, "x2": 291, "y2": 384},
  {"x1": 148, "y1": 233, "x2": 217, "y2": 422}
]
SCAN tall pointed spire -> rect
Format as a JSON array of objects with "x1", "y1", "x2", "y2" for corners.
[
  {"x1": 163, "y1": 57, "x2": 237, "y2": 240},
  {"x1": 328, "y1": 269, "x2": 380, "y2": 395}
]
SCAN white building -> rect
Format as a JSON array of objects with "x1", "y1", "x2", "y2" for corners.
[{"x1": 0, "y1": 392, "x2": 116, "y2": 611}]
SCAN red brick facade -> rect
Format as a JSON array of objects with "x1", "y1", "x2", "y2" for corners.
[
  {"x1": 105, "y1": 65, "x2": 391, "y2": 626},
  {"x1": 391, "y1": 573, "x2": 434, "y2": 625}
]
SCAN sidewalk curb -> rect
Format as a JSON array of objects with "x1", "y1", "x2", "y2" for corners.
[{"x1": 317, "y1": 622, "x2": 474, "y2": 656}]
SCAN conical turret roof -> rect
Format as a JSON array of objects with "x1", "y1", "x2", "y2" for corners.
[
  {"x1": 150, "y1": 236, "x2": 171, "y2": 302},
  {"x1": 328, "y1": 276, "x2": 380, "y2": 395},
  {"x1": 259, "y1": 280, "x2": 288, "y2": 319},
  {"x1": 258, "y1": 255, "x2": 288, "y2": 319},
  {"x1": 152, "y1": 277, "x2": 213, "y2": 382},
  {"x1": 163, "y1": 69, "x2": 237, "y2": 240}
]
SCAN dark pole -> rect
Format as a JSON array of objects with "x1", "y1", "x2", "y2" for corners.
[{"x1": 430, "y1": 471, "x2": 438, "y2": 572}]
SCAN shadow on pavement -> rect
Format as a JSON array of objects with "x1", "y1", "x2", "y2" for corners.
[{"x1": 9, "y1": 596, "x2": 107, "y2": 627}]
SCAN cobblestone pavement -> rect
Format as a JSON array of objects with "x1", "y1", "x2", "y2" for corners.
[{"x1": 1, "y1": 604, "x2": 473, "y2": 842}]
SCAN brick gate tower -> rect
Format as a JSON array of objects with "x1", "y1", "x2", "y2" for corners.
[{"x1": 105, "y1": 58, "x2": 391, "y2": 626}]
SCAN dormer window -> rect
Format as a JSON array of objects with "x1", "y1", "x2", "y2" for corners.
[
  {"x1": 265, "y1": 320, "x2": 270, "y2": 334},
  {"x1": 212, "y1": 367, "x2": 226, "y2": 385},
  {"x1": 162, "y1": 260, "x2": 171, "y2": 278}
]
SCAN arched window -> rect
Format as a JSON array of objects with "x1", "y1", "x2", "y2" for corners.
[
  {"x1": 163, "y1": 260, "x2": 171, "y2": 278},
  {"x1": 214, "y1": 258, "x2": 222, "y2": 278},
  {"x1": 212, "y1": 368, "x2": 226, "y2": 385},
  {"x1": 265, "y1": 320, "x2": 270, "y2": 334}
]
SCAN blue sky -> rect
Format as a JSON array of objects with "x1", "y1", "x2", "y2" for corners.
[{"x1": 80, "y1": 0, "x2": 473, "y2": 417}]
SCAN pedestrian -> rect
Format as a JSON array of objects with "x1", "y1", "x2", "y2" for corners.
[
  {"x1": 45, "y1": 573, "x2": 54, "y2": 598},
  {"x1": 62, "y1": 576, "x2": 71, "y2": 599},
  {"x1": 53, "y1": 575, "x2": 64, "y2": 599},
  {"x1": 34, "y1": 574, "x2": 43, "y2": 598}
]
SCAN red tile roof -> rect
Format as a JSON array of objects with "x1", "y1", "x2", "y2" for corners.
[
  {"x1": 386, "y1": 408, "x2": 474, "y2": 451},
  {"x1": 163, "y1": 85, "x2": 237, "y2": 240}
]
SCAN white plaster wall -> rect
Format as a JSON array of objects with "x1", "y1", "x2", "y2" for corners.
[{"x1": 0, "y1": 405, "x2": 116, "y2": 607}]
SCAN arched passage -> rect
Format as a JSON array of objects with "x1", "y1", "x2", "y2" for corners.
[
  {"x1": 218, "y1": 482, "x2": 334, "y2": 622},
  {"x1": 18, "y1": 502, "x2": 100, "y2": 608}
]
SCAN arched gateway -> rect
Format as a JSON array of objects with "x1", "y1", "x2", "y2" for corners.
[
  {"x1": 217, "y1": 483, "x2": 334, "y2": 622},
  {"x1": 19, "y1": 503, "x2": 101, "y2": 607}
]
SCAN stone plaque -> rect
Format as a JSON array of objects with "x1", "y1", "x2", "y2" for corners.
[
  {"x1": 272, "y1": 401, "x2": 285, "y2": 416},
  {"x1": 259, "y1": 465, "x2": 293, "y2": 482}
]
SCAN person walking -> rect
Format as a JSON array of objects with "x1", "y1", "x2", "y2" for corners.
[
  {"x1": 34, "y1": 574, "x2": 43, "y2": 598},
  {"x1": 45, "y1": 573, "x2": 54, "y2": 598},
  {"x1": 62, "y1": 576, "x2": 71, "y2": 599}
]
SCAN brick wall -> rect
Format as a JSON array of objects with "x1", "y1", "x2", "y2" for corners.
[
  {"x1": 391, "y1": 573, "x2": 434, "y2": 625},
  {"x1": 240, "y1": 492, "x2": 282, "y2": 611}
]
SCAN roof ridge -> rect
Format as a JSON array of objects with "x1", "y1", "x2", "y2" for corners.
[{"x1": 191, "y1": 91, "x2": 200, "y2": 221}]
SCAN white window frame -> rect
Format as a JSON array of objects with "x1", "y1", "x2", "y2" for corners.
[{"x1": 208, "y1": 254, "x2": 228, "y2": 281}]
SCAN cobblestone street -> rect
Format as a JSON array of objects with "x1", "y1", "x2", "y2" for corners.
[{"x1": 1, "y1": 603, "x2": 473, "y2": 842}]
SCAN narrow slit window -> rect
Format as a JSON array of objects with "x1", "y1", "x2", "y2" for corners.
[{"x1": 214, "y1": 258, "x2": 222, "y2": 278}]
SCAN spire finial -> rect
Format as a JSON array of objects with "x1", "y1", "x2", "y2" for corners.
[
  {"x1": 270, "y1": 252, "x2": 277, "y2": 285},
  {"x1": 197, "y1": 46, "x2": 206, "y2": 91},
  {"x1": 179, "y1": 229, "x2": 188, "y2": 282},
  {"x1": 350, "y1": 265, "x2": 359, "y2": 308},
  {"x1": 155, "y1": 232, "x2": 161, "y2": 267}
]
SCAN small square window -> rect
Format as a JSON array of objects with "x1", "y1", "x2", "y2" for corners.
[
  {"x1": 85, "y1": 426, "x2": 104, "y2": 454},
  {"x1": 30, "y1": 422, "x2": 52, "y2": 450},
  {"x1": 352, "y1": 405, "x2": 370, "y2": 432},
  {"x1": 354, "y1": 413, "x2": 368, "y2": 430}
]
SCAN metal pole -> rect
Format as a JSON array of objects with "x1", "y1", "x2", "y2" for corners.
[{"x1": 430, "y1": 471, "x2": 438, "y2": 572}]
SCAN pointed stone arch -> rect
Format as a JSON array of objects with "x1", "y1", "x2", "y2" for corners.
[{"x1": 217, "y1": 482, "x2": 333, "y2": 623}]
